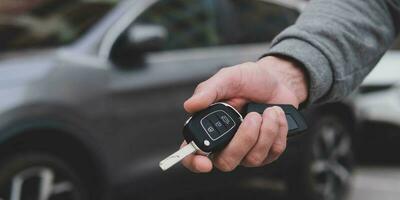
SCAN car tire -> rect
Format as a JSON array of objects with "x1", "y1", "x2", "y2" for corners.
[
  {"x1": 286, "y1": 114, "x2": 354, "y2": 200},
  {"x1": 0, "y1": 152, "x2": 89, "y2": 200}
]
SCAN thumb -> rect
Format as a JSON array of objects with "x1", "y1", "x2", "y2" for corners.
[{"x1": 184, "y1": 67, "x2": 243, "y2": 113}]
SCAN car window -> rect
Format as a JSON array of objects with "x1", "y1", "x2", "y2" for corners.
[
  {"x1": 0, "y1": 0, "x2": 117, "y2": 53},
  {"x1": 110, "y1": 0, "x2": 220, "y2": 67},
  {"x1": 221, "y1": 0, "x2": 299, "y2": 45},
  {"x1": 135, "y1": 0, "x2": 219, "y2": 50}
]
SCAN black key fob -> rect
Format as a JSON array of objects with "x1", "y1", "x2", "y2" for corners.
[
  {"x1": 183, "y1": 102, "x2": 307, "y2": 153},
  {"x1": 183, "y1": 103, "x2": 243, "y2": 153},
  {"x1": 242, "y1": 103, "x2": 307, "y2": 137}
]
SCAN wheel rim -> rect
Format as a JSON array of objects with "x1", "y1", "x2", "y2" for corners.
[
  {"x1": 0, "y1": 165, "x2": 83, "y2": 200},
  {"x1": 310, "y1": 121, "x2": 353, "y2": 200}
]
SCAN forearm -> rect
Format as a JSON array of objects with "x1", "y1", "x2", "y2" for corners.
[{"x1": 265, "y1": 0, "x2": 400, "y2": 105}]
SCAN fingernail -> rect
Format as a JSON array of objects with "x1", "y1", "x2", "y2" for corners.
[
  {"x1": 248, "y1": 112, "x2": 261, "y2": 124},
  {"x1": 264, "y1": 107, "x2": 273, "y2": 115},
  {"x1": 273, "y1": 106, "x2": 282, "y2": 116},
  {"x1": 265, "y1": 107, "x2": 273, "y2": 112},
  {"x1": 270, "y1": 107, "x2": 279, "y2": 118}
]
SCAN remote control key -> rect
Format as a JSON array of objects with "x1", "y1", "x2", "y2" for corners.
[{"x1": 159, "y1": 102, "x2": 307, "y2": 171}]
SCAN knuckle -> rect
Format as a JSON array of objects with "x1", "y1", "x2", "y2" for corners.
[
  {"x1": 262, "y1": 123, "x2": 278, "y2": 135},
  {"x1": 218, "y1": 67, "x2": 231, "y2": 74},
  {"x1": 278, "y1": 116, "x2": 287, "y2": 128},
  {"x1": 262, "y1": 115, "x2": 279, "y2": 133},
  {"x1": 195, "y1": 82, "x2": 207, "y2": 91},
  {"x1": 217, "y1": 67, "x2": 240, "y2": 84},
  {"x1": 247, "y1": 112, "x2": 262, "y2": 124},
  {"x1": 270, "y1": 143, "x2": 286, "y2": 157},
  {"x1": 245, "y1": 154, "x2": 264, "y2": 166},
  {"x1": 242, "y1": 62, "x2": 256, "y2": 67},
  {"x1": 242, "y1": 130, "x2": 258, "y2": 145},
  {"x1": 263, "y1": 108, "x2": 278, "y2": 121}
]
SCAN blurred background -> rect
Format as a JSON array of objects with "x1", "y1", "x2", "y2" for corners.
[{"x1": 0, "y1": 0, "x2": 399, "y2": 200}]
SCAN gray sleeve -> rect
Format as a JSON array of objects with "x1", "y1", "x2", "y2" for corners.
[{"x1": 264, "y1": 0, "x2": 400, "y2": 105}]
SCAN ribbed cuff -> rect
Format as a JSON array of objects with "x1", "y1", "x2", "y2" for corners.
[{"x1": 262, "y1": 38, "x2": 333, "y2": 106}]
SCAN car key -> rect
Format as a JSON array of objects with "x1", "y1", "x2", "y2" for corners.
[{"x1": 159, "y1": 102, "x2": 307, "y2": 171}]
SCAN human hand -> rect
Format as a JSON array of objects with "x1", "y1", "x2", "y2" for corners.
[{"x1": 182, "y1": 56, "x2": 308, "y2": 173}]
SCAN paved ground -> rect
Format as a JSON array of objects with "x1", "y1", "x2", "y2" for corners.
[
  {"x1": 188, "y1": 166, "x2": 400, "y2": 200},
  {"x1": 347, "y1": 166, "x2": 400, "y2": 200}
]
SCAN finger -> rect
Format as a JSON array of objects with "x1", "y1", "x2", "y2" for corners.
[
  {"x1": 180, "y1": 142, "x2": 213, "y2": 173},
  {"x1": 184, "y1": 67, "x2": 243, "y2": 113},
  {"x1": 263, "y1": 106, "x2": 288, "y2": 164},
  {"x1": 242, "y1": 107, "x2": 280, "y2": 167},
  {"x1": 213, "y1": 112, "x2": 261, "y2": 172}
]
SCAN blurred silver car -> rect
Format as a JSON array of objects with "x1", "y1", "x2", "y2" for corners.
[
  {"x1": 0, "y1": 0, "x2": 355, "y2": 200},
  {"x1": 355, "y1": 51, "x2": 400, "y2": 125},
  {"x1": 354, "y1": 49, "x2": 400, "y2": 163}
]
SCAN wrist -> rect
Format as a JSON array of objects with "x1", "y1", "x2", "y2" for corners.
[{"x1": 257, "y1": 56, "x2": 308, "y2": 104}]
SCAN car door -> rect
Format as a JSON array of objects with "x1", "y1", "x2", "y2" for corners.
[{"x1": 105, "y1": 0, "x2": 232, "y2": 176}]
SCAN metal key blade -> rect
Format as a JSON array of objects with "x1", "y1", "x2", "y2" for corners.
[{"x1": 159, "y1": 141, "x2": 198, "y2": 171}]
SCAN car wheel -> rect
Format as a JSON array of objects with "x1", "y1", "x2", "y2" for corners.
[
  {"x1": 0, "y1": 153, "x2": 88, "y2": 200},
  {"x1": 287, "y1": 115, "x2": 354, "y2": 200}
]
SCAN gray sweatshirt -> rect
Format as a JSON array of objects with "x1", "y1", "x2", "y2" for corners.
[{"x1": 265, "y1": 0, "x2": 400, "y2": 105}]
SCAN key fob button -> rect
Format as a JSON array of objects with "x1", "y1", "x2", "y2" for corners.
[
  {"x1": 201, "y1": 119, "x2": 220, "y2": 139},
  {"x1": 217, "y1": 112, "x2": 234, "y2": 128},
  {"x1": 220, "y1": 114, "x2": 230, "y2": 125},
  {"x1": 208, "y1": 115, "x2": 228, "y2": 137}
]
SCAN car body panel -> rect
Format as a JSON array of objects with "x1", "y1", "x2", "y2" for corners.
[
  {"x1": 355, "y1": 50, "x2": 400, "y2": 126},
  {"x1": 361, "y1": 51, "x2": 400, "y2": 85}
]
